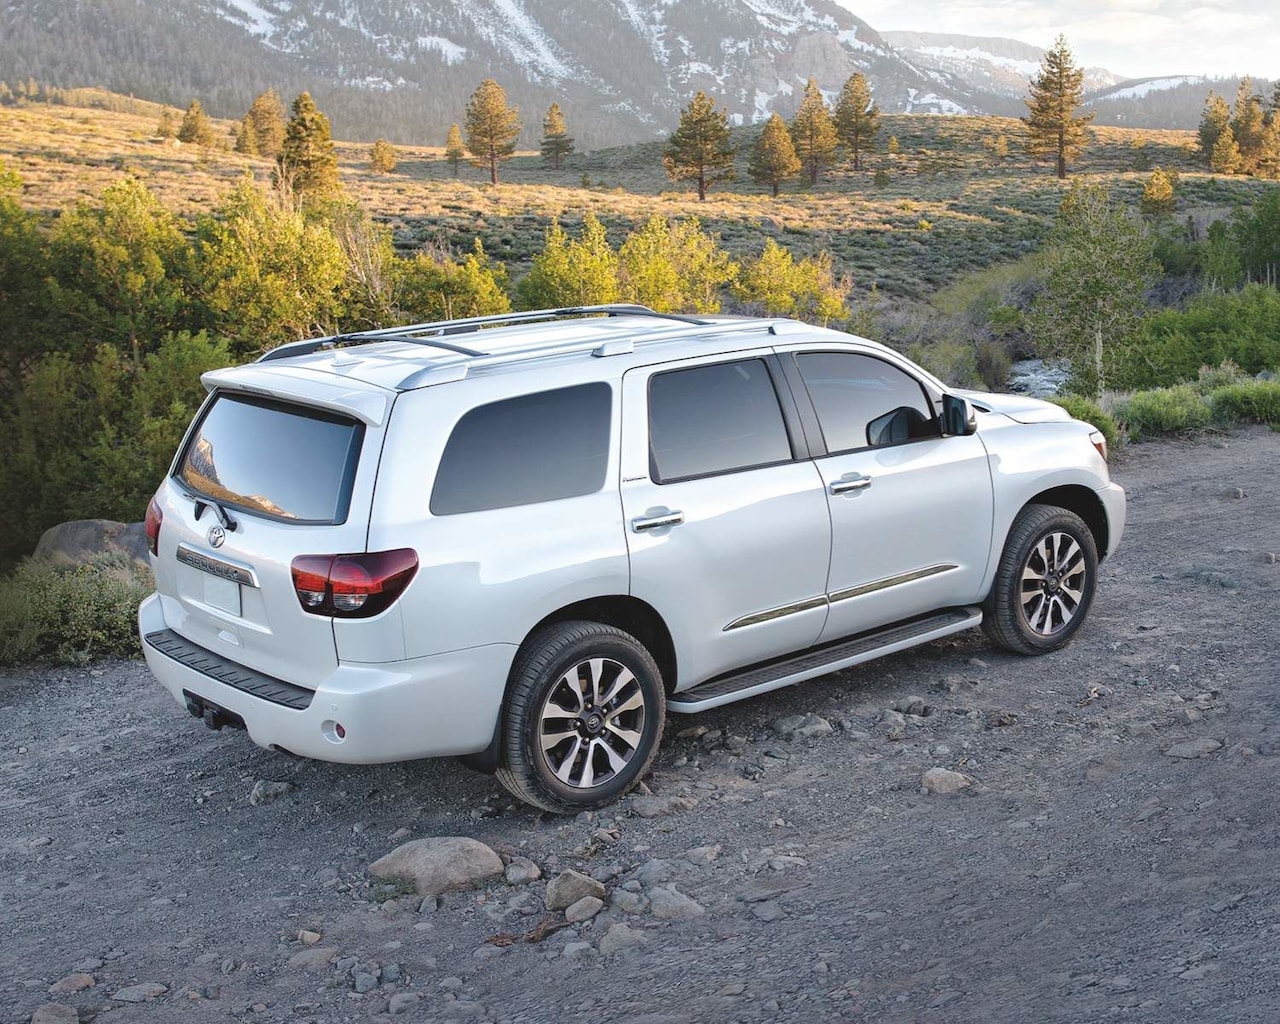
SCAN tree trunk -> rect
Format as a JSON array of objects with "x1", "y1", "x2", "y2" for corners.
[
  {"x1": 771, "y1": 182, "x2": 779, "y2": 198},
  {"x1": 490, "y1": 153, "x2": 499, "y2": 185},
  {"x1": 1094, "y1": 321, "x2": 1104, "y2": 396},
  {"x1": 698, "y1": 168, "x2": 706, "y2": 201}
]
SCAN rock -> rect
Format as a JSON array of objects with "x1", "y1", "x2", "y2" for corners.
[
  {"x1": 504, "y1": 857, "x2": 541, "y2": 885},
  {"x1": 683, "y1": 844, "x2": 722, "y2": 866},
  {"x1": 48, "y1": 974, "x2": 94, "y2": 995},
  {"x1": 565, "y1": 896, "x2": 605, "y2": 922},
  {"x1": 546, "y1": 869, "x2": 606, "y2": 911},
  {"x1": 29, "y1": 836, "x2": 53, "y2": 848},
  {"x1": 676, "y1": 725, "x2": 708, "y2": 739},
  {"x1": 71, "y1": 959, "x2": 103, "y2": 973},
  {"x1": 751, "y1": 901, "x2": 786, "y2": 922},
  {"x1": 249, "y1": 780, "x2": 294, "y2": 806},
  {"x1": 473, "y1": 944, "x2": 504, "y2": 960},
  {"x1": 288, "y1": 946, "x2": 338, "y2": 971},
  {"x1": 31, "y1": 1006, "x2": 78, "y2": 1024},
  {"x1": 112, "y1": 982, "x2": 168, "y2": 1002},
  {"x1": 921, "y1": 767, "x2": 973, "y2": 795},
  {"x1": 297, "y1": 930, "x2": 321, "y2": 945},
  {"x1": 1164, "y1": 738, "x2": 1222, "y2": 759},
  {"x1": 893, "y1": 695, "x2": 928, "y2": 716},
  {"x1": 563, "y1": 942, "x2": 596, "y2": 960},
  {"x1": 635, "y1": 859, "x2": 677, "y2": 885},
  {"x1": 419, "y1": 895, "x2": 439, "y2": 914},
  {"x1": 382, "y1": 964, "x2": 402, "y2": 984},
  {"x1": 772, "y1": 715, "x2": 807, "y2": 737},
  {"x1": 388, "y1": 992, "x2": 420, "y2": 1014},
  {"x1": 1221, "y1": 487, "x2": 1246, "y2": 499},
  {"x1": 353, "y1": 972, "x2": 378, "y2": 993},
  {"x1": 630, "y1": 794, "x2": 698, "y2": 819},
  {"x1": 880, "y1": 709, "x2": 906, "y2": 729},
  {"x1": 648, "y1": 885, "x2": 705, "y2": 920},
  {"x1": 612, "y1": 890, "x2": 650, "y2": 914},
  {"x1": 598, "y1": 923, "x2": 647, "y2": 955},
  {"x1": 33, "y1": 519, "x2": 149, "y2": 569},
  {"x1": 796, "y1": 714, "x2": 833, "y2": 738},
  {"x1": 369, "y1": 837, "x2": 503, "y2": 896}
]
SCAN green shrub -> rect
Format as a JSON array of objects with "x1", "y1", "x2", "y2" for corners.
[
  {"x1": 1208, "y1": 380, "x2": 1280, "y2": 425},
  {"x1": 1113, "y1": 385, "x2": 1211, "y2": 440},
  {"x1": 1049, "y1": 395, "x2": 1121, "y2": 450},
  {"x1": 1192, "y1": 359, "x2": 1251, "y2": 395},
  {"x1": 0, "y1": 555, "x2": 151, "y2": 666},
  {"x1": 906, "y1": 340, "x2": 980, "y2": 388}
]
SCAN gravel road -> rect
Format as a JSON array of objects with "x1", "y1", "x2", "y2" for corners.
[{"x1": 4, "y1": 427, "x2": 1278, "y2": 1024}]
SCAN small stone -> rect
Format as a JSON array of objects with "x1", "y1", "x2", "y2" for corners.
[
  {"x1": 796, "y1": 714, "x2": 833, "y2": 738},
  {"x1": 473, "y1": 944, "x2": 504, "y2": 960},
  {"x1": 563, "y1": 942, "x2": 596, "y2": 960},
  {"x1": 893, "y1": 696, "x2": 928, "y2": 716},
  {"x1": 725, "y1": 734, "x2": 748, "y2": 751},
  {"x1": 288, "y1": 946, "x2": 338, "y2": 971},
  {"x1": 369, "y1": 837, "x2": 503, "y2": 896},
  {"x1": 683, "y1": 844, "x2": 722, "y2": 866},
  {"x1": 921, "y1": 767, "x2": 973, "y2": 795},
  {"x1": 635, "y1": 859, "x2": 676, "y2": 885},
  {"x1": 1221, "y1": 487, "x2": 1246, "y2": 499},
  {"x1": 629, "y1": 794, "x2": 698, "y2": 819},
  {"x1": 772, "y1": 714, "x2": 806, "y2": 737},
  {"x1": 388, "y1": 992, "x2": 420, "y2": 1014},
  {"x1": 612, "y1": 890, "x2": 650, "y2": 914},
  {"x1": 419, "y1": 895, "x2": 439, "y2": 914},
  {"x1": 31, "y1": 1006, "x2": 78, "y2": 1024},
  {"x1": 676, "y1": 725, "x2": 708, "y2": 739},
  {"x1": 112, "y1": 982, "x2": 168, "y2": 1002},
  {"x1": 353, "y1": 972, "x2": 378, "y2": 993},
  {"x1": 545, "y1": 869, "x2": 606, "y2": 911},
  {"x1": 751, "y1": 901, "x2": 787, "y2": 922},
  {"x1": 719, "y1": 982, "x2": 747, "y2": 996},
  {"x1": 968, "y1": 657, "x2": 989, "y2": 669},
  {"x1": 504, "y1": 857, "x2": 541, "y2": 885},
  {"x1": 29, "y1": 836, "x2": 53, "y2": 848},
  {"x1": 249, "y1": 780, "x2": 294, "y2": 806},
  {"x1": 880, "y1": 709, "x2": 906, "y2": 729},
  {"x1": 381, "y1": 964, "x2": 402, "y2": 983},
  {"x1": 439, "y1": 977, "x2": 464, "y2": 991},
  {"x1": 71, "y1": 959, "x2": 103, "y2": 973},
  {"x1": 599, "y1": 923, "x2": 647, "y2": 955},
  {"x1": 297, "y1": 930, "x2": 321, "y2": 945},
  {"x1": 648, "y1": 885, "x2": 705, "y2": 920},
  {"x1": 1164, "y1": 738, "x2": 1222, "y2": 758},
  {"x1": 48, "y1": 974, "x2": 94, "y2": 995},
  {"x1": 565, "y1": 896, "x2": 604, "y2": 922}
]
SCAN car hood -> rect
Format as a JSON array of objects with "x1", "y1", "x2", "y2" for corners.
[{"x1": 957, "y1": 390, "x2": 1073, "y2": 425}]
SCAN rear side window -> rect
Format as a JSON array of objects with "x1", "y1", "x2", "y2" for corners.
[
  {"x1": 430, "y1": 383, "x2": 612, "y2": 515},
  {"x1": 796, "y1": 352, "x2": 939, "y2": 453},
  {"x1": 648, "y1": 358, "x2": 793, "y2": 483},
  {"x1": 176, "y1": 393, "x2": 363, "y2": 524}
]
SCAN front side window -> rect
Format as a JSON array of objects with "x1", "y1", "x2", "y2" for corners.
[
  {"x1": 648, "y1": 358, "x2": 793, "y2": 483},
  {"x1": 430, "y1": 383, "x2": 612, "y2": 515},
  {"x1": 796, "y1": 352, "x2": 939, "y2": 453}
]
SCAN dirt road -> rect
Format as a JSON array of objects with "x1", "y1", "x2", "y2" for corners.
[{"x1": 3, "y1": 427, "x2": 1278, "y2": 1024}]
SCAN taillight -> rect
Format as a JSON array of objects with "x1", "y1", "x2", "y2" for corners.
[
  {"x1": 145, "y1": 497, "x2": 163, "y2": 556},
  {"x1": 290, "y1": 549, "x2": 418, "y2": 618}
]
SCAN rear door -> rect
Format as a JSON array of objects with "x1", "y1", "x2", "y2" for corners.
[{"x1": 150, "y1": 384, "x2": 386, "y2": 687}]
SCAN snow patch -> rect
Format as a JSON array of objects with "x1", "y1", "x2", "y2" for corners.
[
  {"x1": 480, "y1": 0, "x2": 575, "y2": 80},
  {"x1": 838, "y1": 28, "x2": 876, "y2": 54},
  {"x1": 1094, "y1": 76, "x2": 1204, "y2": 101},
  {"x1": 417, "y1": 35, "x2": 467, "y2": 64},
  {"x1": 915, "y1": 45, "x2": 1040, "y2": 77},
  {"x1": 905, "y1": 89, "x2": 967, "y2": 115},
  {"x1": 221, "y1": 0, "x2": 274, "y2": 38}
]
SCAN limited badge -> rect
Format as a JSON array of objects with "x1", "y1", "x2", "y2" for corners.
[{"x1": 208, "y1": 525, "x2": 226, "y2": 548}]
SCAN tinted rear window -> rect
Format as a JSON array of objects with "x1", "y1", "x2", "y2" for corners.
[
  {"x1": 176, "y1": 393, "x2": 363, "y2": 524},
  {"x1": 430, "y1": 383, "x2": 612, "y2": 515}
]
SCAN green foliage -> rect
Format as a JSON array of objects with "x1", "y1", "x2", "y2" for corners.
[
  {"x1": 905, "y1": 340, "x2": 981, "y2": 389},
  {"x1": 747, "y1": 113, "x2": 801, "y2": 197},
  {"x1": 833, "y1": 73, "x2": 880, "y2": 170},
  {"x1": 1207, "y1": 380, "x2": 1280, "y2": 425},
  {"x1": 444, "y1": 123, "x2": 465, "y2": 176},
  {"x1": 1191, "y1": 359, "x2": 1250, "y2": 394},
  {"x1": 279, "y1": 92, "x2": 339, "y2": 197},
  {"x1": 873, "y1": 167, "x2": 890, "y2": 187},
  {"x1": 0, "y1": 555, "x2": 151, "y2": 666},
  {"x1": 327, "y1": 200, "x2": 400, "y2": 329},
  {"x1": 177, "y1": 99, "x2": 216, "y2": 148},
  {"x1": 1049, "y1": 395, "x2": 1120, "y2": 450},
  {"x1": 517, "y1": 213, "x2": 620, "y2": 308},
  {"x1": 1231, "y1": 186, "x2": 1280, "y2": 284},
  {"x1": 1140, "y1": 167, "x2": 1176, "y2": 216},
  {"x1": 234, "y1": 114, "x2": 259, "y2": 156},
  {"x1": 540, "y1": 102, "x2": 574, "y2": 170},
  {"x1": 245, "y1": 89, "x2": 286, "y2": 158},
  {"x1": 1210, "y1": 125, "x2": 1243, "y2": 174},
  {"x1": 618, "y1": 215, "x2": 737, "y2": 313},
  {"x1": 369, "y1": 138, "x2": 397, "y2": 174},
  {"x1": 400, "y1": 239, "x2": 511, "y2": 322},
  {"x1": 465, "y1": 79, "x2": 521, "y2": 185},
  {"x1": 790, "y1": 78, "x2": 837, "y2": 186},
  {"x1": 0, "y1": 161, "x2": 50, "y2": 376},
  {"x1": 663, "y1": 90, "x2": 735, "y2": 201},
  {"x1": 733, "y1": 239, "x2": 848, "y2": 324},
  {"x1": 156, "y1": 108, "x2": 177, "y2": 139},
  {"x1": 1113, "y1": 385, "x2": 1211, "y2": 440},
  {"x1": 1022, "y1": 35, "x2": 1093, "y2": 178},
  {"x1": 1197, "y1": 92, "x2": 1231, "y2": 164}
]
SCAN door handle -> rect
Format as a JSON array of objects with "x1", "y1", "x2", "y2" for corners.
[
  {"x1": 632, "y1": 509, "x2": 684, "y2": 531},
  {"x1": 829, "y1": 474, "x2": 872, "y2": 494}
]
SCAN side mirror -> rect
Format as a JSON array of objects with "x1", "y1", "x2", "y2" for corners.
[{"x1": 941, "y1": 394, "x2": 978, "y2": 436}]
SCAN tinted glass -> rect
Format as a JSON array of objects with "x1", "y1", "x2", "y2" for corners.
[
  {"x1": 649, "y1": 359, "x2": 793, "y2": 482},
  {"x1": 431, "y1": 383, "x2": 611, "y2": 515},
  {"x1": 797, "y1": 353, "x2": 939, "y2": 453},
  {"x1": 177, "y1": 394, "x2": 363, "y2": 523}
]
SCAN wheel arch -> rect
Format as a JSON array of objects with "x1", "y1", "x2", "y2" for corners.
[{"x1": 1024, "y1": 485, "x2": 1110, "y2": 562}]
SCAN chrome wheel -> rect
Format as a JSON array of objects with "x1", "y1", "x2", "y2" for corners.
[
  {"x1": 1019, "y1": 531, "x2": 1087, "y2": 636},
  {"x1": 537, "y1": 657, "x2": 647, "y2": 790}
]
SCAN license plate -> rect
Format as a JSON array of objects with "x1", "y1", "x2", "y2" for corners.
[{"x1": 204, "y1": 573, "x2": 242, "y2": 616}]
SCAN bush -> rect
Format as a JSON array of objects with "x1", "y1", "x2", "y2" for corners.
[
  {"x1": 1191, "y1": 359, "x2": 1250, "y2": 395},
  {"x1": 906, "y1": 340, "x2": 980, "y2": 388},
  {"x1": 1049, "y1": 395, "x2": 1121, "y2": 450},
  {"x1": 1113, "y1": 385, "x2": 1211, "y2": 440},
  {"x1": 0, "y1": 555, "x2": 151, "y2": 666},
  {"x1": 1208, "y1": 380, "x2": 1280, "y2": 425}
]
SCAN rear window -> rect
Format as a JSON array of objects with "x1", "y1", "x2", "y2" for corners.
[
  {"x1": 430, "y1": 383, "x2": 612, "y2": 515},
  {"x1": 176, "y1": 393, "x2": 363, "y2": 524}
]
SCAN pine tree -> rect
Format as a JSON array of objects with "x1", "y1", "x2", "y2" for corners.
[
  {"x1": 1210, "y1": 125, "x2": 1243, "y2": 174},
  {"x1": 444, "y1": 123, "x2": 465, "y2": 177},
  {"x1": 833, "y1": 73, "x2": 880, "y2": 170},
  {"x1": 1140, "y1": 167, "x2": 1175, "y2": 216},
  {"x1": 278, "y1": 92, "x2": 340, "y2": 197},
  {"x1": 539, "y1": 102, "x2": 574, "y2": 170},
  {"x1": 369, "y1": 139, "x2": 397, "y2": 174},
  {"x1": 790, "y1": 79, "x2": 838, "y2": 186},
  {"x1": 245, "y1": 89, "x2": 286, "y2": 158},
  {"x1": 1197, "y1": 91, "x2": 1231, "y2": 164},
  {"x1": 1022, "y1": 35, "x2": 1094, "y2": 179},
  {"x1": 747, "y1": 113, "x2": 801, "y2": 197},
  {"x1": 1231, "y1": 78, "x2": 1266, "y2": 173},
  {"x1": 177, "y1": 99, "x2": 216, "y2": 148},
  {"x1": 234, "y1": 114, "x2": 259, "y2": 155},
  {"x1": 156, "y1": 108, "x2": 177, "y2": 139},
  {"x1": 465, "y1": 79, "x2": 521, "y2": 185},
  {"x1": 662, "y1": 91, "x2": 735, "y2": 201}
]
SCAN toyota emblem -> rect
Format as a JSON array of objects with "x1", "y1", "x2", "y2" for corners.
[{"x1": 208, "y1": 525, "x2": 226, "y2": 548}]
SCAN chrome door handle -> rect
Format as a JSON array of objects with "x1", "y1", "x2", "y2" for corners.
[
  {"x1": 829, "y1": 474, "x2": 872, "y2": 494},
  {"x1": 632, "y1": 509, "x2": 684, "y2": 531}
]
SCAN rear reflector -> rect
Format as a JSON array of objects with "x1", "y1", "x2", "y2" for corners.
[
  {"x1": 290, "y1": 549, "x2": 418, "y2": 618},
  {"x1": 145, "y1": 497, "x2": 163, "y2": 556}
]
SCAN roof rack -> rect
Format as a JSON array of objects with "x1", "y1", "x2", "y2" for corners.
[{"x1": 256, "y1": 305, "x2": 713, "y2": 363}]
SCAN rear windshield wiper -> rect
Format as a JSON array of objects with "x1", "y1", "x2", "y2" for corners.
[{"x1": 193, "y1": 496, "x2": 239, "y2": 533}]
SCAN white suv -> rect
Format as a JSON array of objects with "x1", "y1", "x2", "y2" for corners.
[{"x1": 139, "y1": 306, "x2": 1125, "y2": 812}]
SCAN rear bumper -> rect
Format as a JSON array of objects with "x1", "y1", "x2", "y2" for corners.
[{"x1": 138, "y1": 594, "x2": 516, "y2": 763}]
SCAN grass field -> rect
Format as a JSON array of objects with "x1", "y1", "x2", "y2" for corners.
[{"x1": 1, "y1": 92, "x2": 1273, "y2": 302}]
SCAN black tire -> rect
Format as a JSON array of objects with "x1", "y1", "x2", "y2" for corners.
[
  {"x1": 495, "y1": 620, "x2": 665, "y2": 813},
  {"x1": 982, "y1": 504, "x2": 1099, "y2": 656}
]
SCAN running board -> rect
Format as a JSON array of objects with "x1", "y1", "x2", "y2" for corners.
[{"x1": 668, "y1": 607, "x2": 983, "y2": 714}]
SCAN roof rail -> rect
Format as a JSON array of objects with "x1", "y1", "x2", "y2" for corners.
[{"x1": 256, "y1": 305, "x2": 712, "y2": 363}]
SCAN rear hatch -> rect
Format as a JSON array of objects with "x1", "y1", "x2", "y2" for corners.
[{"x1": 149, "y1": 366, "x2": 392, "y2": 688}]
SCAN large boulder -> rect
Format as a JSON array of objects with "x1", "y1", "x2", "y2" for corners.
[
  {"x1": 368, "y1": 837, "x2": 503, "y2": 896},
  {"x1": 33, "y1": 519, "x2": 149, "y2": 569}
]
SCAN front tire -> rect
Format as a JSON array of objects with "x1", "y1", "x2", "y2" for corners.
[
  {"x1": 982, "y1": 504, "x2": 1098, "y2": 655},
  {"x1": 496, "y1": 621, "x2": 665, "y2": 813}
]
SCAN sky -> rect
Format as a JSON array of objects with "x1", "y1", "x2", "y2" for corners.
[{"x1": 837, "y1": 0, "x2": 1280, "y2": 80}]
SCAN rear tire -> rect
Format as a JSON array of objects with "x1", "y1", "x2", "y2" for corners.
[
  {"x1": 982, "y1": 504, "x2": 1098, "y2": 655},
  {"x1": 495, "y1": 620, "x2": 665, "y2": 813}
]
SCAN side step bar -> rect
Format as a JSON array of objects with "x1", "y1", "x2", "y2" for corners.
[{"x1": 668, "y1": 607, "x2": 982, "y2": 714}]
